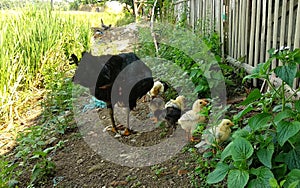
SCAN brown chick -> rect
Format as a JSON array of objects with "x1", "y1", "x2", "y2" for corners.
[
  {"x1": 149, "y1": 97, "x2": 165, "y2": 122},
  {"x1": 204, "y1": 119, "x2": 234, "y2": 146},
  {"x1": 178, "y1": 99, "x2": 208, "y2": 141}
]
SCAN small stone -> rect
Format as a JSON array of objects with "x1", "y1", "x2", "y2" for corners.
[
  {"x1": 88, "y1": 164, "x2": 103, "y2": 174},
  {"x1": 77, "y1": 159, "x2": 84, "y2": 164}
]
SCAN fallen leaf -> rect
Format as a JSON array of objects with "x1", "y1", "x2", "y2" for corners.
[
  {"x1": 109, "y1": 180, "x2": 128, "y2": 186},
  {"x1": 177, "y1": 169, "x2": 188, "y2": 176}
]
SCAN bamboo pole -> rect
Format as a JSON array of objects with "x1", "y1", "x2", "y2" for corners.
[
  {"x1": 245, "y1": 0, "x2": 249, "y2": 59},
  {"x1": 266, "y1": 0, "x2": 273, "y2": 60},
  {"x1": 194, "y1": 0, "x2": 198, "y2": 27},
  {"x1": 253, "y1": 0, "x2": 261, "y2": 86},
  {"x1": 221, "y1": 0, "x2": 225, "y2": 57},
  {"x1": 234, "y1": 0, "x2": 239, "y2": 58},
  {"x1": 287, "y1": 0, "x2": 294, "y2": 48},
  {"x1": 272, "y1": 0, "x2": 280, "y2": 69},
  {"x1": 295, "y1": 0, "x2": 300, "y2": 48},
  {"x1": 229, "y1": 0, "x2": 233, "y2": 56},
  {"x1": 279, "y1": 0, "x2": 288, "y2": 66},
  {"x1": 202, "y1": 0, "x2": 206, "y2": 34},
  {"x1": 190, "y1": 0, "x2": 194, "y2": 27},
  {"x1": 260, "y1": 0, "x2": 267, "y2": 63},
  {"x1": 240, "y1": 0, "x2": 246, "y2": 57},
  {"x1": 294, "y1": 0, "x2": 300, "y2": 88},
  {"x1": 237, "y1": 0, "x2": 242, "y2": 57},
  {"x1": 198, "y1": 0, "x2": 202, "y2": 34},
  {"x1": 248, "y1": 0, "x2": 256, "y2": 67},
  {"x1": 215, "y1": 0, "x2": 221, "y2": 33}
]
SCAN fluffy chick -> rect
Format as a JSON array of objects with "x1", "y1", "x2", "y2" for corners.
[
  {"x1": 178, "y1": 99, "x2": 208, "y2": 141},
  {"x1": 149, "y1": 97, "x2": 165, "y2": 122},
  {"x1": 204, "y1": 119, "x2": 234, "y2": 146},
  {"x1": 149, "y1": 81, "x2": 165, "y2": 98},
  {"x1": 165, "y1": 95, "x2": 185, "y2": 127}
]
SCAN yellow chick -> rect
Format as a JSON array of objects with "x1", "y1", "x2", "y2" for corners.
[
  {"x1": 178, "y1": 99, "x2": 208, "y2": 141},
  {"x1": 149, "y1": 81, "x2": 165, "y2": 98},
  {"x1": 204, "y1": 119, "x2": 234, "y2": 146}
]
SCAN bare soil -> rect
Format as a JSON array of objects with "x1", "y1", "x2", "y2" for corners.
[{"x1": 37, "y1": 97, "x2": 198, "y2": 188}]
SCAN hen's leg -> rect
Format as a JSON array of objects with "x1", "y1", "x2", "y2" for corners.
[
  {"x1": 108, "y1": 107, "x2": 117, "y2": 133},
  {"x1": 123, "y1": 107, "x2": 131, "y2": 136}
]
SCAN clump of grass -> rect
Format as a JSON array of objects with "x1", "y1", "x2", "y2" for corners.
[
  {"x1": 0, "y1": 6, "x2": 91, "y2": 129},
  {"x1": 0, "y1": 3, "x2": 133, "y2": 186}
]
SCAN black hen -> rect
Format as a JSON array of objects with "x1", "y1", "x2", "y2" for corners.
[
  {"x1": 101, "y1": 18, "x2": 111, "y2": 30},
  {"x1": 73, "y1": 52, "x2": 154, "y2": 135}
]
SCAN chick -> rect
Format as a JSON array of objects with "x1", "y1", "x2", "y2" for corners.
[
  {"x1": 204, "y1": 119, "x2": 234, "y2": 146},
  {"x1": 165, "y1": 95, "x2": 185, "y2": 127},
  {"x1": 149, "y1": 81, "x2": 166, "y2": 98},
  {"x1": 148, "y1": 97, "x2": 165, "y2": 122},
  {"x1": 178, "y1": 99, "x2": 208, "y2": 141}
]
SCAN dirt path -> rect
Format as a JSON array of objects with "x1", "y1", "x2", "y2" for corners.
[
  {"x1": 40, "y1": 96, "x2": 196, "y2": 187},
  {"x1": 39, "y1": 23, "x2": 199, "y2": 187}
]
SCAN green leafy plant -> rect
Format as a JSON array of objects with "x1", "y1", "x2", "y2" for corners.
[{"x1": 207, "y1": 48, "x2": 300, "y2": 187}]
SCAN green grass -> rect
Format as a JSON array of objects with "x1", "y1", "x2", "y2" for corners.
[
  {"x1": 0, "y1": 4, "x2": 133, "y2": 186},
  {"x1": 0, "y1": 5, "x2": 133, "y2": 131},
  {"x1": 0, "y1": 7, "x2": 89, "y2": 127}
]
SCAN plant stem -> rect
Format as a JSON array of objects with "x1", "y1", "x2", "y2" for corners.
[
  {"x1": 281, "y1": 82, "x2": 286, "y2": 111},
  {"x1": 286, "y1": 87, "x2": 300, "y2": 101},
  {"x1": 266, "y1": 78, "x2": 281, "y2": 98}
]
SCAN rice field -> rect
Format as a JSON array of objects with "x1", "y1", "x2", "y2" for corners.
[{"x1": 0, "y1": 5, "x2": 129, "y2": 140}]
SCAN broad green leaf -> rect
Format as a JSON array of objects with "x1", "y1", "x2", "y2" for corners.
[
  {"x1": 283, "y1": 169, "x2": 300, "y2": 188},
  {"x1": 232, "y1": 129, "x2": 250, "y2": 139},
  {"x1": 293, "y1": 49, "x2": 300, "y2": 64},
  {"x1": 248, "y1": 167, "x2": 275, "y2": 188},
  {"x1": 233, "y1": 104, "x2": 254, "y2": 121},
  {"x1": 268, "y1": 48, "x2": 276, "y2": 56},
  {"x1": 274, "y1": 64, "x2": 297, "y2": 88},
  {"x1": 206, "y1": 162, "x2": 230, "y2": 184},
  {"x1": 194, "y1": 84, "x2": 205, "y2": 93},
  {"x1": 285, "y1": 146, "x2": 300, "y2": 170},
  {"x1": 221, "y1": 142, "x2": 233, "y2": 161},
  {"x1": 269, "y1": 178, "x2": 280, "y2": 188},
  {"x1": 274, "y1": 110, "x2": 295, "y2": 124},
  {"x1": 256, "y1": 143, "x2": 274, "y2": 169},
  {"x1": 289, "y1": 132, "x2": 300, "y2": 145},
  {"x1": 295, "y1": 100, "x2": 300, "y2": 112},
  {"x1": 277, "y1": 121, "x2": 300, "y2": 146},
  {"x1": 243, "y1": 73, "x2": 261, "y2": 82},
  {"x1": 288, "y1": 181, "x2": 299, "y2": 188},
  {"x1": 231, "y1": 137, "x2": 254, "y2": 161},
  {"x1": 30, "y1": 164, "x2": 43, "y2": 183},
  {"x1": 238, "y1": 89, "x2": 262, "y2": 106},
  {"x1": 248, "y1": 113, "x2": 272, "y2": 131},
  {"x1": 30, "y1": 151, "x2": 47, "y2": 159},
  {"x1": 227, "y1": 169, "x2": 249, "y2": 188},
  {"x1": 296, "y1": 70, "x2": 300, "y2": 78}
]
